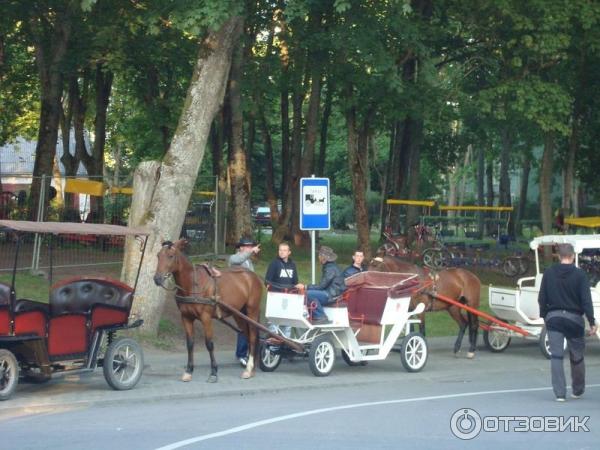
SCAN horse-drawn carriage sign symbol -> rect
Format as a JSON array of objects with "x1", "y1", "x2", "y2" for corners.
[{"x1": 300, "y1": 177, "x2": 330, "y2": 230}]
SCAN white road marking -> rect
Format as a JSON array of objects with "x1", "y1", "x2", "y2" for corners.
[{"x1": 155, "y1": 384, "x2": 600, "y2": 450}]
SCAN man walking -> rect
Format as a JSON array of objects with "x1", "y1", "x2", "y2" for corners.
[{"x1": 538, "y1": 243, "x2": 597, "y2": 401}]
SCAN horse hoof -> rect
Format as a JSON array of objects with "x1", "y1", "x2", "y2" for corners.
[
  {"x1": 241, "y1": 370, "x2": 254, "y2": 379},
  {"x1": 181, "y1": 373, "x2": 192, "y2": 382},
  {"x1": 207, "y1": 375, "x2": 218, "y2": 383},
  {"x1": 466, "y1": 352, "x2": 475, "y2": 359}
]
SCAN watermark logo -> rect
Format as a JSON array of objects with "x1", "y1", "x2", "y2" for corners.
[
  {"x1": 450, "y1": 408, "x2": 482, "y2": 440},
  {"x1": 450, "y1": 408, "x2": 590, "y2": 440}
]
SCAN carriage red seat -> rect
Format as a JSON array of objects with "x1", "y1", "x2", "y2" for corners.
[
  {"x1": 0, "y1": 282, "x2": 10, "y2": 335},
  {"x1": 48, "y1": 277, "x2": 133, "y2": 357}
]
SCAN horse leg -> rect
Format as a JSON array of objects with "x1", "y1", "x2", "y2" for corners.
[
  {"x1": 448, "y1": 306, "x2": 467, "y2": 355},
  {"x1": 203, "y1": 314, "x2": 218, "y2": 383},
  {"x1": 181, "y1": 318, "x2": 194, "y2": 382},
  {"x1": 466, "y1": 312, "x2": 479, "y2": 358},
  {"x1": 241, "y1": 304, "x2": 261, "y2": 379}
]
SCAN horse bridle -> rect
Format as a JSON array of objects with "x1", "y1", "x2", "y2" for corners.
[{"x1": 156, "y1": 242, "x2": 219, "y2": 306}]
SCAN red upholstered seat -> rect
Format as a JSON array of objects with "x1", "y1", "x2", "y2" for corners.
[
  {"x1": 346, "y1": 287, "x2": 389, "y2": 325},
  {"x1": 48, "y1": 314, "x2": 88, "y2": 356},
  {"x1": 0, "y1": 307, "x2": 9, "y2": 335},
  {"x1": 14, "y1": 310, "x2": 47, "y2": 337},
  {"x1": 91, "y1": 304, "x2": 129, "y2": 332}
]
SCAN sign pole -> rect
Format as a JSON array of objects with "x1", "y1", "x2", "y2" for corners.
[{"x1": 311, "y1": 229, "x2": 316, "y2": 284}]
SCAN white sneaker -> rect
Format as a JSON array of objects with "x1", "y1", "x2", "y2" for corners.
[
  {"x1": 571, "y1": 393, "x2": 582, "y2": 399},
  {"x1": 555, "y1": 397, "x2": 566, "y2": 402}
]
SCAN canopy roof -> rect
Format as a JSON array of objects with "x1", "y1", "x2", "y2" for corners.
[
  {"x1": 529, "y1": 234, "x2": 600, "y2": 253},
  {"x1": 564, "y1": 216, "x2": 600, "y2": 228},
  {"x1": 0, "y1": 220, "x2": 150, "y2": 236}
]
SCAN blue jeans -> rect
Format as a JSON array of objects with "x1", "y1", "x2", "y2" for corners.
[
  {"x1": 236, "y1": 333, "x2": 248, "y2": 358},
  {"x1": 306, "y1": 289, "x2": 331, "y2": 319}
]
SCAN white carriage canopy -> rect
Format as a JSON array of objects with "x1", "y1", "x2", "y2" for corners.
[{"x1": 529, "y1": 234, "x2": 600, "y2": 253}]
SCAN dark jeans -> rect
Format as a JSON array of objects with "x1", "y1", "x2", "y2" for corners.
[
  {"x1": 545, "y1": 310, "x2": 586, "y2": 398},
  {"x1": 236, "y1": 333, "x2": 248, "y2": 359},
  {"x1": 306, "y1": 289, "x2": 331, "y2": 319}
]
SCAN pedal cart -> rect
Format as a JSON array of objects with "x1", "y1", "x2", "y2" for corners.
[
  {"x1": 0, "y1": 220, "x2": 149, "y2": 400},
  {"x1": 485, "y1": 234, "x2": 600, "y2": 358},
  {"x1": 259, "y1": 271, "x2": 428, "y2": 376}
]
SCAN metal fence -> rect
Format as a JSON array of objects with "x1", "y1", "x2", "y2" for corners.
[{"x1": 0, "y1": 174, "x2": 219, "y2": 272}]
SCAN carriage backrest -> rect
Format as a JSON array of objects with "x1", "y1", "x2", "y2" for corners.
[
  {"x1": 49, "y1": 277, "x2": 133, "y2": 317},
  {"x1": 0, "y1": 281, "x2": 10, "y2": 306}
]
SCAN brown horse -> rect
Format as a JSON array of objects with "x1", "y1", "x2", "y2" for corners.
[
  {"x1": 368, "y1": 255, "x2": 428, "y2": 278},
  {"x1": 411, "y1": 268, "x2": 481, "y2": 358},
  {"x1": 369, "y1": 256, "x2": 480, "y2": 358},
  {"x1": 153, "y1": 240, "x2": 263, "y2": 382}
]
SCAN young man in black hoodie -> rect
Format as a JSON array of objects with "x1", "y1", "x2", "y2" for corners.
[
  {"x1": 538, "y1": 243, "x2": 598, "y2": 401},
  {"x1": 265, "y1": 242, "x2": 298, "y2": 291}
]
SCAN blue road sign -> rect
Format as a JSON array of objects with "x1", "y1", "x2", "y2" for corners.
[{"x1": 300, "y1": 177, "x2": 330, "y2": 230}]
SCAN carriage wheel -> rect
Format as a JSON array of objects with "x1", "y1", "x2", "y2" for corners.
[
  {"x1": 308, "y1": 334, "x2": 336, "y2": 377},
  {"x1": 103, "y1": 337, "x2": 144, "y2": 390},
  {"x1": 539, "y1": 327, "x2": 566, "y2": 360},
  {"x1": 502, "y1": 257, "x2": 520, "y2": 277},
  {"x1": 0, "y1": 349, "x2": 19, "y2": 401},
  {"x1": 422, "y1": 248, "x2": 442, "y2": 269},
  {"x1": 400, "y1": 332, "x2": 428, "y2": 372},
  {"x1": 259, "y1": 342, "x2": 282, "y2": 372},
  {"x1": 517, "y1": 256, "x2": 529, "y2": 276},
  {"x1": 483, "y1": 327, "x2": 511, "y2": 353},
  {"x1": 341, "y1": 350, "x2": 367, "y2": 367}
]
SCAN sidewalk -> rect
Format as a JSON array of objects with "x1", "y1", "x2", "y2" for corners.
[{"x1": 2, "y1": 336, "x2": 597, "y2": 415}]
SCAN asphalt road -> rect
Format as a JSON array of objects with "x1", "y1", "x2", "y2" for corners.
[{"x1": 1, "y1": 337, "x2": 600, "y2": 450}]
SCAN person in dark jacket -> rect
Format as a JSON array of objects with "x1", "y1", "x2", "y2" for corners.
[
  {"x1": 265, "y1": 242, "x2": 298, "y2": 291},
  {"x1": 297, "y1": 246, "x2": 345, "y2": 324},
  {"x1": 229, "y1": 237, "x2": 260, "y2": 368},
  {"x1": 342, "y1": 250, "x2": 366, "y2": 279},
  {"x1": 538, "y1": 243, "x2": 597, "y2": 401}
]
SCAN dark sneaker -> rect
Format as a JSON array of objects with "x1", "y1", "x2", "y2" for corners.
[
  {"x1": 312, "y1": 316, "x2": 331, "y2": 325},
  {"x1": 238, "y1": 357, "x2": 248, "y2": 368}
]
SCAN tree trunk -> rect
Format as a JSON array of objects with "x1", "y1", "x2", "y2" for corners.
[
  {"x1": 346, "y1": 104, "x2": 370, "y2": 255},
  {"x1": 499, "y1": 127, "x2": 513, "y2": 236},
  {"x1": 476, "y1": 145, "x2": 484, "y2": 238},
  {"x1": 123, "y1": 16, "x2": 243, "y2": 335},
  {"x1": 516, "y1": 156, "x2": 530, "y2": 236},
  {"x1": 404, "y1": 120, "x2": 423, "y2": 234},
  {"x1": 563, "y1": 114, "x2": 579, "y2": 215},
  {"x1": 29, "y1": 5, "x2": 75, "y2": 220},
  {"x1": 539, "y1": 132, "x2": 555, "y2": 260},
  {"x1": 317, "y1": 80, "x2": 333, "y2": 176},
  {"x1": 290, "y1": 81, "x2": 307, "y2": 247},
  {"x1": 259, "y1": 109, "x2": 280, "y2": 224},
  {"x1": 485, "y1": 161, "x2": 494, "y2": 235},
  {"x1": 300, "y1": 67, "x2": 321, "y2": 178},
  {"x1": 226, "y1": 34, "x2": 252, "y2": 245}
]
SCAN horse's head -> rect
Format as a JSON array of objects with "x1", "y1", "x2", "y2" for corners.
[
  {"x1": 154, "y1": 239, "x2": 187, "y2": 287},
  {"x1": 367, "y1": 256, "x2": 387, "y2": 272}
]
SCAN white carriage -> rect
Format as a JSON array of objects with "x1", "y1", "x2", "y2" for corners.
[
  {"x1": 259, "y1": 272, "x2": 428, "y2": 376},
  {"x1": 485, "y1": 234, "x2": 600, "y2": 358}
]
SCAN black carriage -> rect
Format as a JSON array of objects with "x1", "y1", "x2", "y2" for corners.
[{"x1": 0, "y1": 220, "x2": 149, "y2": 400}]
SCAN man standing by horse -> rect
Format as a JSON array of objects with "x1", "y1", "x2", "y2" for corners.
[
  {"x1": 538, "y1": 243, "x2": 597, "y2": 402},
  {"x1": 229, "y1": 237, "x2": 261, "y2": 367}
]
